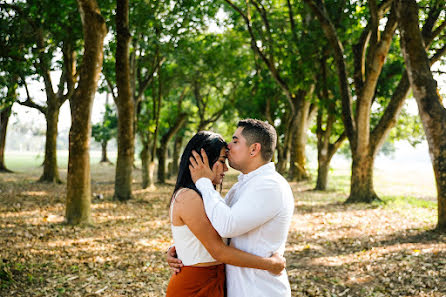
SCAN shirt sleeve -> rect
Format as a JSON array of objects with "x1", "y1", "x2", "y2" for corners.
[{"x1": 196, "y1": 177, "x2": 283, "y2": 238}]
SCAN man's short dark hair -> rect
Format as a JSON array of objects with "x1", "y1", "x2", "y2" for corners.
[{"x1": 238, "y1": 119, "x2": 277, "y2": 162}]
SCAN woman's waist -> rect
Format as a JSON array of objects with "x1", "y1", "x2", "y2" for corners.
[
  {"x1": 188, "y1": 261, "x2": 223, "y2": 267},
  {"x1": 174, "y1": 242, "x2": 217, "y2": 265}
]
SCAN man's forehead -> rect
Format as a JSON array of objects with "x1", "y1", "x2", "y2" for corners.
[{"x1": 232, "y1": 127, "x2": 244, "y2": 138}]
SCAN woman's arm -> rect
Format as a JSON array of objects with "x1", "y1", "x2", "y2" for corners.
[{"x1": 175, "y1": 190, "x2": 285, "y2": 274}]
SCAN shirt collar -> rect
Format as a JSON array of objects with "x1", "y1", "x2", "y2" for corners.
[{"x1": 237, "y1": 162, "x2": 275, "y2": 184}]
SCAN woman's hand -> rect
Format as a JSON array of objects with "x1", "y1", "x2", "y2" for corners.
[
  {"x1": 166, "y1": 246, "x2": 183, "y2": 275},
  {"x1": 268, "y1": 252, "x2": 286, "y2": 275}
]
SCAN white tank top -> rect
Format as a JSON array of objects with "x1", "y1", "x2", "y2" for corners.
[{"x1": 170, "y1": 188, "x2": 225, "y2": 266}]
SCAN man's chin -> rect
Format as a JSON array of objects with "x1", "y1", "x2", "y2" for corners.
[{"x1": 228, "y1": 161, "x2": 238, "y2": 171}]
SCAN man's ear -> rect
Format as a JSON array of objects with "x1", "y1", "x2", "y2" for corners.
[{"x1": 250, "y1": 143, "x2": 262, "y2": 157}]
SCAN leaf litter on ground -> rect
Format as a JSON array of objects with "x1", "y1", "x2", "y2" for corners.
[{"x1": 0, "y1": 164, "x2": 445, "y2": 296}]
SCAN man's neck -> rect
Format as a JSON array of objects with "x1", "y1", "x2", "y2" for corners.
[{"x1": 240, "y1": 160, "x2": 269, "y2": 175}]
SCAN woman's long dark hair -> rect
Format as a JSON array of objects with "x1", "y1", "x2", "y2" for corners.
[{"x1": 171, "y1": 131, "x2": 227, "y2": 205}]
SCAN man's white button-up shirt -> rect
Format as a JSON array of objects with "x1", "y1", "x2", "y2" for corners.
[{"x1": 196, "y1": 162, "x2": 294, "y2": 297}]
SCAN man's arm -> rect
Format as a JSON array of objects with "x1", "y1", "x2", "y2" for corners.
[
  {"x1": 179, "y1": 189, "x2": 286, "y2": 274},
  {"x1": 196, "y1": 177, "x2": 282, "y2": 238},
  {"x1": 189, "y1": 149, "x2": 282, "y2": 238}
]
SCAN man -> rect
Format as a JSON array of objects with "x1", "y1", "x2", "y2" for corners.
[{"x1": 168, "y1": 119, "x2": 294, "y2": 297}]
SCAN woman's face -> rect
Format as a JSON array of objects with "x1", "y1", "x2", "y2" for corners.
[{"x1": 211, "y1": 147, "x2": 228, "y2": 185}]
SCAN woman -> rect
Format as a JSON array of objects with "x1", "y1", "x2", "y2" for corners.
[{"x1": 166, "y1": 131, "x2": 284, "y2": 297}]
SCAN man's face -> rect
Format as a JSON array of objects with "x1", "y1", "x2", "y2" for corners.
[{"x1": 227, "y1": 127, "x2": 251, "y2": 172}]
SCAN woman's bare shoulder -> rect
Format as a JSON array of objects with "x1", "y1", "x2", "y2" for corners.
[{"x1": 175, "y1": 188, "x2": 202, "y2": 204}]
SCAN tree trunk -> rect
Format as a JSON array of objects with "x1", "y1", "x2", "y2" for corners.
[
  {"x1": 314, "y1": 56, "x2": 346, "y2": 191},
  {"x1": 100, "y1": 140, "x2": 110, "y2": 163},
  {"x1": 315, "y1": 106, "x2": 346, "y2": 190},
  {"x1": 170, "y1": 134, "x2": 183, "y2": 178},
  {"x1": 315, "y1": 160, "x2": 329, "y2": 190},
  {"x1": 0, "y1": 105, "x2": 12, "y2": 173},
  {"x1": 157, "y1": 114, "x2": 187, "y2": 183},
  {"x1": 40, "y1": 102, "x2": 61, "y2": 183},
  {"x1": 66, "y1": 0, "x2": 107, "y2": 225},
  {"x1": 346, "y1": 153, "x2": 379, "y2": 203},
  {"x1": 140, "y1": 141, "x2": 154, "y2": 189},
  {"x1": 276, "y1": 143, "x2": 289, "y2": 174},
  {"x1": 315, "y1": 132, "x2": 346, "y2": 191},
  {"x1": 156, "y1": 146, "x2": 167, "y2": 183},
  {"x1": 396, "y1": 0, "x2": 446, "y2": 231},
  {"x1": 276, "y1": 111, "x2": 293, "y2": 175},
  {"x1": 289, "y1": 90, "x2": 315, "y2": 181},
  {"x1": 288, "y1": 105, "x2": 310, "y2": 180},
  {"x1": 113, "y1": 0, "x2": 134, "y2": 202}
]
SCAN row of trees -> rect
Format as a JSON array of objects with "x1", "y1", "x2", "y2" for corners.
[{"x1": 0, "y1": 0, "x2": 445, "y2": 229}]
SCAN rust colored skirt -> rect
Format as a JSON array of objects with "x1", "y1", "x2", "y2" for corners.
[{"x1": 166, "y1": 264, "x2": 225, "y2": 297}]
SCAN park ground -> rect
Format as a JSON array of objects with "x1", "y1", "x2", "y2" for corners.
[{"x1": 0, "y1": 153, "x2": 445, "y2": 296}]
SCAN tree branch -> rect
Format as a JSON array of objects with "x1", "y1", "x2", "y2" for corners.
[
  {"x1": 370, "y1": 17, "x2": 446, "y2": 154},
  {"x1": 105, "y1": 76, "x2": 117, "y2": 102},
  {"x1": 223, "y1": 0, "x2": 295, "y2": 113},
  {"x1": 430, "y1": 44, "x2": 446, "y2": 64},
  {"x1": 18, "y1": 78, "x2": 47, "y2": 115},
  {"x1": 135, "y1": 55, "x2": 165, "y2": 104},
  {"x1": 62, "y1": 41, "x2": 77, "y2": 103},
  {"x1": 250, "y1": 0, "x2": 274, "y2": 61},
  {"x1": 303, "y1": 0, "x2": 356, "y2": 144}
]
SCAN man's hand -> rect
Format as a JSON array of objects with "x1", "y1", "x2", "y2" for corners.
[
  {"x1": 268, "y1": 252, "x2": 286, "y2": 275},
  {"x1": 189, "y1": 149, "x2": 215, "y2": 183},
  {"x1": 166, "y1": 246, "x2": 183, "y2": 275}
]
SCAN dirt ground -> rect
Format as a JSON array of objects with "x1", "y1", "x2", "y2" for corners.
[{"x1": 1, "y1": 164, "x2": 445, "y2": 296}]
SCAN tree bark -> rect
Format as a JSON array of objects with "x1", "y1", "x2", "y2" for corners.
[
  {"x1": 276, "y1": 132, "x2": 291, "y2": 174},
  {"x1": 170, "y1": 134, "x2": 184, "y2": 178},
  {"x1": 396, "y1": 0, "x2": 446, "y2": 231},
  {"x1": 276, "y1": 110, "x2": 293, "y2": 174},
  {"x1": 288, "y1": 90, "x2": 314, "y2": 181},
  {"x1": 100, "y1": 141, "x2": 110, "y2": 163},
  {"x1": 66, "y1": 0, "x2": 107, "y2": 225},
  {"x1": 347, "y1": 154, "x2": 380, "y2": 203},
  {"x1": 0, "y1": 105, "x2": 12, "y2": 173},
  {"x1": 39, "y1": 100, "x2": 62, "y2": 183},
  {"x1": 315, "y1": 161, "x2": 329, "y2": 191},
  {"x1": 0, "y1": 80, "x2": 17, "y2": 173},
  {"x1": 140, "y1": 141, "x2": 153, "y2": 189},
  {"x1": 315, "y1": 109, "x2": 346, "y2": 190},
  {"x1": 157, "y1": 114, "x2": 187, "y2": 183},
  {"x1": 113, "y1": 0, "x2": 134, "y2": 202},
  {"x1": 314, "y1": 56, "x2": 346, "y2": 190}
]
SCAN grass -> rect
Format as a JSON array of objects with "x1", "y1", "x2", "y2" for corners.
[{"x1": 3, "y1": 151, "x2": 118, "y2": 171}]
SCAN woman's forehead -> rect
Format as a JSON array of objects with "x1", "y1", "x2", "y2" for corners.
[{"x1": 220, "y1": 148, "x2": 228, "y2": 158}]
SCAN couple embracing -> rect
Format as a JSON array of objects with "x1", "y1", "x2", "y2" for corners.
[{"x1": 166, "y1": 119, "x2": 294, "y2": 297}]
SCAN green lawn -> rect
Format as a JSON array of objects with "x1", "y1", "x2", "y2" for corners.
[{"x1": 3, "y1": 151, "x2": 117, "y2": 171}]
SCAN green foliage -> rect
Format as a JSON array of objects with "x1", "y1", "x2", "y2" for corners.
[
  {"x1": 389, "y1": 107, "x2": 425, "y2": 146},
  {"x1": 92, "y1": 104, "x2": 117, "y2": 145}
]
